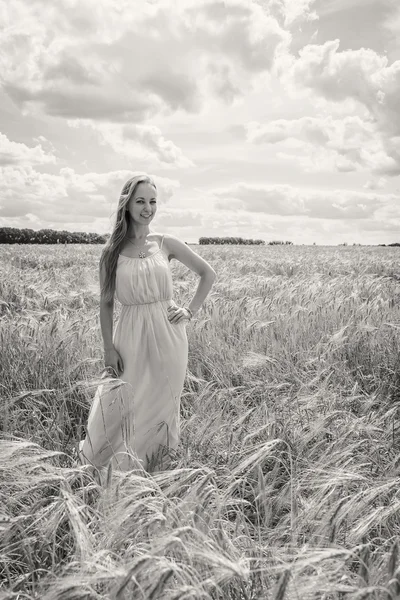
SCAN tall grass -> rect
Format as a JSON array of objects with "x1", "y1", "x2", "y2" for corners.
[{"x1": 1, "y1": 243, "x2": 400, "y2": 599}]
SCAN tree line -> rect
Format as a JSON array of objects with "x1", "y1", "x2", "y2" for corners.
[
  {"x1": 198, "y1": 237, "x2": 294, "y2": 245},
  {"x1": 4, "y1": 228, "x2": 396, "y2": 246},
  {"x1": 0, "y1": 227, "x2": 107, "y2": 244},
  {"x1": 0, "y1": 230, "x2": 295, "y2": 245},
  {"x1": 199, "y1": 237, "x2": 266, "y2": 245}
]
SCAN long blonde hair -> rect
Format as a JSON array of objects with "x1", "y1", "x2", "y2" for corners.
[{"x1": 100, "y1": 174, "x2": 157, "y2": 302}]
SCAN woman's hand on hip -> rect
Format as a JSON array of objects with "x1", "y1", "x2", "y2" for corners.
[
  {"x1": 167, "y1": 305, "x2": 191, "y2": 324},
  {"x1": 104, "y1": 347, "x2": 124, "y2": 377}
]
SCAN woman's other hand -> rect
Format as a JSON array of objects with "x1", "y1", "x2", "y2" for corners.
[{"x1": 104, "y1": 347, "x2": 124, "y2": 377}]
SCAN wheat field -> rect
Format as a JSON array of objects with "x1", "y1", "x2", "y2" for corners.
[{"x1": 1, "y1": 243, "x2": 400, "y2": 600}]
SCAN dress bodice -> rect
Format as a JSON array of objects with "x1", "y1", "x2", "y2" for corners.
[{"x1": 115, "y1": 249, "x2": 173, "y2": 306}]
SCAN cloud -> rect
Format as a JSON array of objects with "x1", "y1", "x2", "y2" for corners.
[
  {"x1": 0, "y1": 163, "x2": 179, "y2": 227},
  {"x1": 156, "y1": 200, "x2": 400, "y2": 245},
  {"x1": 206, "y1": 62, "x2": 242, "y2": 104},
  {"x1": 383, "y1": 3, "x2": 400, "y2": 30},
  {"x1": 67, "y1": 120, "x2": 194, "y2": 169},
  {"x1": 364, "y1": 177, "x2": 387, "y2": 190},
  {"x1": 153, "y1": 204, "x2": 278, "y2": 242},
  {"x1": 0, "y1": 0, "x2": 288, "y2": 122},
  {"x1": 286, "y1": 40, "x2": 400, "y2": 134},
  {"x1": 213, "y1": 181, "x2": 399, "y2": 220},
  {"x1": 268, "y1": 0, "x2": 319, "y2": 27},
  {"x1": 275, "y1": 39, "x2": 400, "y2": 176},
  {"x1": 246, "y1": 115, "x2": 400, "y2": 175},
  {"x1": 0, "y1": 132, "x2": 56, "y2": 166},
  {"x1": 156, "y1": 207, "x2": 203, "y2": 228}
]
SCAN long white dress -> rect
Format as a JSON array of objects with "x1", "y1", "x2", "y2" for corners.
[{"x1": 79, "y1": 235, "x2": 188, "y2": 472}]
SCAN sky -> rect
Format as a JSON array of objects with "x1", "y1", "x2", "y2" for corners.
[{"x1": 0, "y1": 0, "x2": 399, "y2": 245}]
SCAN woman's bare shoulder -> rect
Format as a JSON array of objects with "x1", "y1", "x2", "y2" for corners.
[
  {"x1": 151, "y1": 232, "x2": 187, "y2": 258},
  {"x1": 156, "y1": 232, "x2": 171, "y2": 259}
]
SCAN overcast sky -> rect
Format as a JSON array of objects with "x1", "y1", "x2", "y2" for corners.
[{"x1": 0, "y1": 0, "x2": 399, "y2": 244}]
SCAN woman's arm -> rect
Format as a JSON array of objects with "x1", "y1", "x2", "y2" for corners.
[
  {"x1": 164, "y1": 234, "x2": 216, "y2": 322},
  {"x1": 100, "y1": 298, "x2": 115, "y2": 350},
  {"x1": 99, "y1": 261, "x2": 124, "y2": 375},
  {"x1": 187, "y1": 270, "x2": 216, "y2": 316},
  {"x1": 99, "y1": 261, "x2": 114, "y2": 349}
]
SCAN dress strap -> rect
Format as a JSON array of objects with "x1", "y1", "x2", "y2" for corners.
[{"x1": 160, "y1": 234, "x2": 164, "y2": 250}]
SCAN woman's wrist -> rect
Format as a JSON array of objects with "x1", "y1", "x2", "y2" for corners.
[
  {"x1": 104, "y1": 344, "x2": 115, "y2": 351},
  {"x1": 185, "y1": 306, "x2": 198, "y2": 319}
]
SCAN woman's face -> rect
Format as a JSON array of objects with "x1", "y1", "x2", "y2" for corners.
[{"x1": 127, "y1": 182, "x2": 157, "y2": 225}]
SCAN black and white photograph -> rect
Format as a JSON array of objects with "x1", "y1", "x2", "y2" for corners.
[{"x1": 1, "y1": 0, "x2": 400, "y2": 598}]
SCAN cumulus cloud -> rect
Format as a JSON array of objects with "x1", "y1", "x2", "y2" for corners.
[
  {"x1": 288, "y1": 41, "x2": 386, "y2": 105},
  {"x1": 67, "y1": 120, "x2": 194, "y2": 169},
  {"x1": 154, "y1": 203, "x2": 278, "y2": 241},
  {"x1": 0, "y1": 0, "x2": 288, "y2": 122},
  {"x1": 0, "y1": 164, "x2": 179, "y2": 226},
  {"x1": 293, "y1": 42, "x2": 399, "y2": 128},
  {"x1": 275, "y1": 39, "x2": 400, "y2": 176},
  {"x1": 364, "y1": 177, "x2": 387, "y2": 190},
  {"x1": 0, "y1": 132, "x2": 56, "y2": 166},
  {"x1": 382, "y1": 3, "x2": 400, "y2": 45},
  {"x1": 268, "y1": 0, "x2": 318, "y2": 27},
  {"x1": 156, "y1": 199, "x2": 400, "y2": 245},
  {"x1": 213, "y1": 181, "x2": 399, "y2": 220},
  {"x1": 156, "y1": 207, "x2": 203, "y2": 228},
  {"x1": 246, "y1": 115, "x2": 400, "y2": 175}
]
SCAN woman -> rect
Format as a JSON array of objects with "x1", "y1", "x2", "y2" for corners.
[{"x1": 79, "y1": 174, "x2": 216, "y2": 473}]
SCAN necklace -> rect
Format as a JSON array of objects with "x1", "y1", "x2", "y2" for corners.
[{"x1": 126, "y1": 236, "x2": 148, "y2": 258}]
